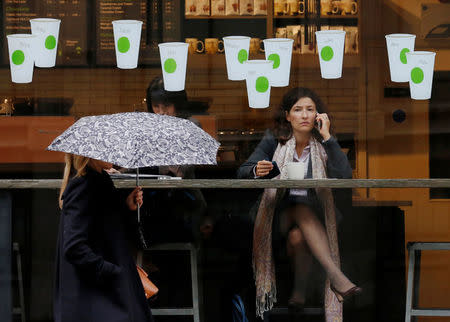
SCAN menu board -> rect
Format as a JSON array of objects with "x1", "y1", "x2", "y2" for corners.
[
  {"x1": 2, "y1": 0, "x2": 89, "y2": 66},
  {"x1": 96, "y1": 0, "x2": 181, "y2": 66}
]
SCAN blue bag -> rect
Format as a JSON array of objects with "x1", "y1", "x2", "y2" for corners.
[{"x1": 232, "y1": 294, "x2": 249, "y2": 322}]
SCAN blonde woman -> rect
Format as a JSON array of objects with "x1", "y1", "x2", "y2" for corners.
[{"x1": 54, "y1": 154, "x2": 153, "y2": 322}]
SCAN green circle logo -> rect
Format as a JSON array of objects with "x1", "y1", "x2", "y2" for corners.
[
  {"x1": 400, "y1": 48, "x2": 410, "y2": 64},
  {"x1": 411, "y1": 67, "x2": 424, "y2": 84},
  {"x1": 255, "y1": 76, "x2": 269, "y2": 93},
  {"x1": 117, "y1": 37, "x2": 130, "y2": 53},
  {"x1": 237, "y1": 49, "x2": 248, "y2": 64},
  {"x1": 320, "y1": 46, "x2": 334, "y2": 62},
  {"x1": 268, "y1": 53, "x2": 281, "y2": 69},
  {"x1": 12, "y1": 50, "x2": 25, "y2": 65},
  {"x1": 45, "y1": 35, "x2": 56, "y2": 50},
  {"x1": 164, "y1": 58, "x2": 177, "y2": 73}
]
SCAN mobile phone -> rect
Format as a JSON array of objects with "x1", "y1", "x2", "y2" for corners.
[
  {"x1": 315, "y1": 114, "x2": 322, "y2": 130},
  {"x1": 266, "y1": 161, "x2": 281, "y2": 179}
]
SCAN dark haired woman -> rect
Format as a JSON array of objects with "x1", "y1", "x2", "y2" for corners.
[
  {"x1": 238, "y1": 87, "x2": 361, "y2": 319},
  {"x1": 146, "y1": 76, "x2": 196, "y2": 121},
  {"x1": 141, "y1": 76, "x2": 210, "y2": 242}
]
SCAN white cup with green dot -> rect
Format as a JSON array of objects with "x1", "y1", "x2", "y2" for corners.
[
  {"x1": 7, "y1": 34, "x2": 38, "y2": 83},
  {"x1": 385, "y1": 34, "x2": 416, "y2": 82},
  {"x1": 263, "y1": 38, "x2": 293, "y2": 87},
  {"x1": 406, "y1": 51, "x2": 436, "y2": 100},
  {"x1": 315, "y1": 30, "x2": 346, "y2": 79},
  {"x1": 112, "y1": 20, "x2": 143, "y2": 69},
  {"x1": 223, "y1": 36, "x2": 251, "y2": 81},
  {"x1": 158, "y1": 42, "x2": 189, "y2": 91},
  {"x1": 244, "y1": 60, "x2": 273, "y2": 108},
  {"x1": 30, "y1": 18, "x2": 60, "y2": 68}
]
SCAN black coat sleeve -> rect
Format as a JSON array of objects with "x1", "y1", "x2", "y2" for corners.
[
  {"x1": 237, "y1": 130, "x2": 277, "y2": 179},
  {"x1": 115, "y1": 188, "x2": 141, "y2": 246},
  {"x1": 323, "y1": 137, "x2": 353, "y2": 179},
  {"x1": 62, "y1": 178, "x2": 121, "y2": 282}
]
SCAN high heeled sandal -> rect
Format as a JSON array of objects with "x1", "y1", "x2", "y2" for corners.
[{"x1": 330, "y1": 285, "x2": 363, "y2": 303}]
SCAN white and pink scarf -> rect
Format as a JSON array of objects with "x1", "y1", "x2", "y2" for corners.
[{"x1": 252, "y1": 135, "x2": 343, "y2": 321}]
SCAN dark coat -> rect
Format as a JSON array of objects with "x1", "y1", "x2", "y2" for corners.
[
  {"x1": 237, "y1": 130, "x2": 353, "y2": 222},
  {"x1": 237, "y1": 130, "x2": 352, "y2": 180},
  {"x1": 54, "y1": 167, "x2": 153, "y2": 322}
]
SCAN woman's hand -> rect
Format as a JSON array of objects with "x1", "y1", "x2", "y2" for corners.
[
  {"x1": 126, "y1": 186, "x2": 143, "y2": 211},
  {"x1": 105, "y1": 168, "x2": 121, "y2": 174},
  {"x1": 255, "y1": 160, "x2": 273, "y2": 177},
  {"x1": 159, "y1": 165, "x2": 184, "y2": 178},
  {"x1": 316, "y1": 113, "x2": 331, "y2": 141}
]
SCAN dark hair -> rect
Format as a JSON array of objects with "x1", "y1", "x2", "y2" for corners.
[
  {"x1": 273, "y1": 87, "x2": 332, "y2": 144},
  {"x1": 146, "y1": 76, "x2": 189, "y2": 117}
]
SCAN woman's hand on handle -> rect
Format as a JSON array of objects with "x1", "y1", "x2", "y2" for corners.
[
  {"x1": 316, "y1": 113, "x2": 331, "y2": 141},
  {"x1": 255, "y1": 160, "x2": 273, "y2": 177},
  {"x1": 126, "y1": 186, "x2": 143, "y2": 211}
]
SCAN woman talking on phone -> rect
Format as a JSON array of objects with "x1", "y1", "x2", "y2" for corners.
[{"x1": 237, "y1": 87, "x2": 361, "y2": 319}]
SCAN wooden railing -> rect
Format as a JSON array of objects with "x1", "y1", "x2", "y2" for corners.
[{"x1": 1, "y1": 179, "x2": 450, "y2": 189}]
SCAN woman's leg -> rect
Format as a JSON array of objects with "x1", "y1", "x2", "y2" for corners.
[
  {"x1": 286, "y1": 227, "x2": 312, "y2": 304},
  {"x1": 290, "y1": 204, "x2": 355, "y2": 293}
]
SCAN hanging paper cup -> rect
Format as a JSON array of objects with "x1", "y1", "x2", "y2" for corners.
[
  {"x1": 315, "y1": 30, "x2": 346, "y2": 79},
  {"x1": 112, "y1": 20, "x2": 143, "y2": 69},
  {"x1": 30, "y1": 18, "x2": 61, "y2": 68},
  {"x1": 385, "y1": 34, "x2": 416, "y2": 82},
  {"x1": 263, "y1": 38, "x2": 293, "y2": 87},
  {"x1": 406, "y1": 51, "x2": 436, "y2": 100},
  {"x1": 7, "y1": 34, "x2": 37, "y2": 83},
  {"x1": 158, "y1": 42, "x2": 189, "y2": 91},
  {"x1": 223, "y1": 36, "x2": 250, "y2": 81},
  {"x1": 244, "y1": 60, "x2": 273, "y2": 109}
]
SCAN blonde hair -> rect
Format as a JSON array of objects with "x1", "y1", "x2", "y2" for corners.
[{"x1": 59, "y1": 153, "x2": 90, "y2": 209}]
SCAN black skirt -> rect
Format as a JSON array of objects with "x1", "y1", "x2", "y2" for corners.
[{"x1": 272, "y1": 189, "x2": 342, "y2": 257}]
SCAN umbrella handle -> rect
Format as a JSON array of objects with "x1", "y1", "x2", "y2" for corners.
[{"x1": 136, "y1": 168, "x2": 140, "y2": 222}]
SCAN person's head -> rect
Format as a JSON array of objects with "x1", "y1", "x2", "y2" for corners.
[
  {"x1": 273, "y1": 87, "x2": 330, "y2": 144},
  {"x1": 59, "y1": 154, "x2": 112, "y2": 208},
  {"x1": 146, "y1": 76, "x2": 188, "y2": 117}
]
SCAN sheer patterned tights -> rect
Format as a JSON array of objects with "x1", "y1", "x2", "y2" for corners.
[{"x1": 284, "y1": 204, "x2": 355, "y2": 303}]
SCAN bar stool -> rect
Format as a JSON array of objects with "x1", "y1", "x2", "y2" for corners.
[
  {"x1": 263, "y1": 307, "x2": 324, "y2": 321},
  {"x1": 405, "y1": 242, "x2": 450, "y2": 321},
  {"x1": 12, "y1": 242, "x2": 25, "y2": 322},
  {"x1": 137, "y1": 243, "x2": 201, "y2": 322}
]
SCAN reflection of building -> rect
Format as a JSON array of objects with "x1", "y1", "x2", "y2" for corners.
[
  {"x1": 0, "y1": 0, "x2": 449, "y2": 320},
  {"x1": 420, "y1": 3, "x2": 450, "y2": 39},
  {"x1": 367, "y1": 0, "x2": 450, "y2": 314}
]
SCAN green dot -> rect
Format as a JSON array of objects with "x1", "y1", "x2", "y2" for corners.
[
  {"x1": 117, "y1": 37, "x2": 130, "y2": 53},
  {"x1": 400, "y1": 48, "x2": 410, "y2": 64},
  {"x1": 45, "y1": 35, "x2": 56, "y2": 50},
  {"x1": 11, "y1": 50, "x2": 25, "y2": 65},
  {"x1": 320, "y1": 46, "x2": 334, "y2": 62},
  {"x1": 411, "y1": 67, "x2": 424, "y2": 84},
  {"x1": 164, "y1": 58, "x2": 177, "y2": 73},
  {"x1": 237, "y1": 49, "x2": 248, "y2": 64},
  {"x1": 255, "y1": 76, "x2": 269, "y2": 93},
  {"x1": 268, "y1": 53, "x2": 281, "y2": 69}
]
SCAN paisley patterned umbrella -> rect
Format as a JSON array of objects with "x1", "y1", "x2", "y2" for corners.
[
  {"x1": 47, "y1": 112, "x2": 220, "y2": 168},
  {"x1": 48, "y1": 112, "x2": 219, "y2": 249}
]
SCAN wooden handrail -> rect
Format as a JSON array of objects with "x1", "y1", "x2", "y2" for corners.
[{"x1": 1, "y1": 179, "x2": 450, "y2": 189}]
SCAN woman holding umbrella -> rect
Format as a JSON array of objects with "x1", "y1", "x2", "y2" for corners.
[{"x1": 54, "y1": 153, "x2": 153, "y2": 322}]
